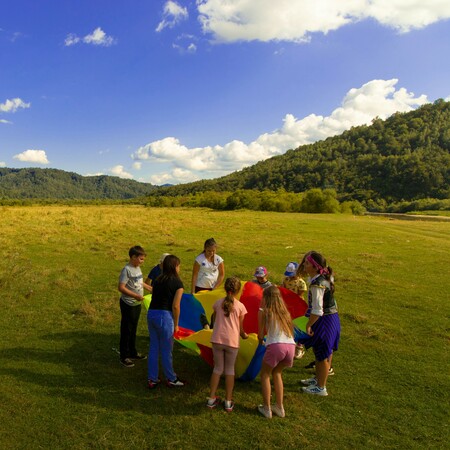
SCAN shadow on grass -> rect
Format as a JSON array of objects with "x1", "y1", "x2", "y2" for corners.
[{"x1": 0, "y1": 330, "x2": 262, "y2": 417}]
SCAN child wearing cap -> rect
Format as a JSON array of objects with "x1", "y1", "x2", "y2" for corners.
[
  {"x1": 282, "y1": 262, "x2": 307, "y2": 359},
  {"x1": 282, "y1": 262, "x2": 307, "y2": 300},
  {"x1": 145, "y1": 253, "x2": 170, "y2": 287},
  {"x1": 252, "y1": 266, "x2": 272, "y2": 289}
]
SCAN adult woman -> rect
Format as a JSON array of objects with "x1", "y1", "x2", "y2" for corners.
[
  {"x1": 191, "y1": 238, "x2": 225, "y2": 294},
  {"x1": 147, "y1": 254, "x2": 185, "y2": 388}
]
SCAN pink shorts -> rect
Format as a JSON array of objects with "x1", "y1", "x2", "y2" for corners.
[{"x1": 263, "y1": 343, "x2": 295, "y2": 368}]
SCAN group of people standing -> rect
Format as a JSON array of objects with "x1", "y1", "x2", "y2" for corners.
[{"x1": 117, "y1": 238, "x2": 340, "y2": 418}]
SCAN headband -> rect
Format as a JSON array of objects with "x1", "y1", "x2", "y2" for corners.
[{"x1": 306, "y1": 254, "x2": 329, "y2": 275}]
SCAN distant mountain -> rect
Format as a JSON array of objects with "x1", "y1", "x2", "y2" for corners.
[
  {"x1": 153, "y1": 100, "x2": 450, "y2": 203},
  {"x1": 0, "y1": 168, "x2": 156, "y2": 199}
]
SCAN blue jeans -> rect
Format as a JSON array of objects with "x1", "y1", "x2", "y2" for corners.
[{"x1": 147, "y1": 310, "x2": 177, "y2": 382}]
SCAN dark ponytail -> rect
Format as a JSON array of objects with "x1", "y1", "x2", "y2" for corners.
[{"x1": 222, "y1": 277, "x2": 241, "y2": 317}]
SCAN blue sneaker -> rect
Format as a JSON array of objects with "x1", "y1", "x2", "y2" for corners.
[{"x1": 302, "y1": 385, "x2": 328, "y2": 396}]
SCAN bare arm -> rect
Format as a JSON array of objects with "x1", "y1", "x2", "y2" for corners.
[
  {"x1": 257, "y1": 302, "x2": 266, "y2": 344},
  {"x1": 118, "y1": 283, "x2": 143, "y2": 301},
  {"x1": 213, "y1": 262, "x2": 225, "y2": 290},
  {"x1": 239, "y1": 313, "x2": 248, "y2": 340},
  {"x1": 191, "y1": 261, "x2": 200, "y2": 293},
  {"x1": 143, "y1": 282, "x2": 153, "y2": 293},
  {"x1": 172, "y1": 288, "x2": 184, "y2": 333}
]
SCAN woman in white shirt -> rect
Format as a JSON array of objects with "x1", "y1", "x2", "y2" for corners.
[{"x1": 191, "y1": 238, "x2": 225, "y2": 293}]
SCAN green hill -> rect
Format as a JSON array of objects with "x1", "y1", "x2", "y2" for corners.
[
  {"x1": 153, "y1": 99, "x2": 450, "y2": 203},
  {"x1": 0, "y1": 168, "x2": 156, "y2": 200}
]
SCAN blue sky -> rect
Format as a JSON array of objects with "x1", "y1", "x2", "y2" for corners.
[{"x1": 1, "y1": 0, "x2": 449, "y2": 185}]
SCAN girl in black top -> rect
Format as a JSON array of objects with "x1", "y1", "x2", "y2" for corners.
[{"x1": 147, "y1": 255, "x2": 185, "y2": 388}]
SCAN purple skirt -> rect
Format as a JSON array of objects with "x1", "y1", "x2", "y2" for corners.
[{"x1": 299, "y1": 313, "x2": 340, "y2": 361}]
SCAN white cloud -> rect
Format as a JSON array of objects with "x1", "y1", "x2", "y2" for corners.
[
  {"x1": 64, "y1": 33, "x2": 80, "y2": 46},
  {"x1": 156, "y1": 1, "x2": 189, "y2": 32},
  {"x1": 196, "y1": 0, "x2": 450, "y2": 43},
  {"x1": 0, "y1": 119, "x2": 12, "y2": 124},
  {"x1": 172, "y1": 42, "x2": 197, "y2": 53},
  {"x1": 0, "y1": 97, "x2": 31, "y2": 113},
  {"x1": 83, "y1": 27, "x2": 116, "y2": 46},
  {"x1": 64, "y1": 27, "x2": 116, "y2": 47},
  {"x1": 13, "y1": 149, "x2": 49, "y2": 164},
  {"x1": 0, "y1": 161, "x2": 6, "y2": 167},
  {"x1": 110, "y1": 165, "x2": 133, "y2": 179},
  {"x1": 132, "y1": 79, "x2": 428, "y2": 184},
  {"x1": 132, "y1": 161, "x2": 142, "y2": 170}
]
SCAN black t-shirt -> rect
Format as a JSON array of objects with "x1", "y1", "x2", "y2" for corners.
[{"x1": 149, "y1": 276, "x2": 184, "y2": 311}]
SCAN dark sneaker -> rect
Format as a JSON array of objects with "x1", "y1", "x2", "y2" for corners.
[
  {"x1": 167, "y1": 377, "x2": 185, "y2": 387},
  {"x1": 304, "y1": 360, "x2": 316, "y2": 370},
  {"x1": 224, "y1": 400, "x2": 234, "y2": 412},
  {"x1": 148, "y1": 379, "x2": 161, "y2": 389},
  {"x1": 131, "y1": 353, "x2": 147, "y2": 361},
  {"x1": 206, "y1": 397, "x2": 221, "y2": 409},
  {"x1": 120, "y1": 358, "x2": 135, "y2": 368}
]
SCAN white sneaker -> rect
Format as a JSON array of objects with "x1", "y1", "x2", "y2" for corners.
[
  {"x1": 294, "y1": 345, "x2": 305, "y2": 359},
  {"x1": 271, "y1": 404, "x2": 285, "y2": 418},
  {"x1": 258, "y1": 405, "x2": 272, "y2": 418},
  {"x1": 302, "y1": 385, "x2": 328, "y2": 396},
  {"x1": 300, "y1": 377, "x2": 317, "y2": 386}
]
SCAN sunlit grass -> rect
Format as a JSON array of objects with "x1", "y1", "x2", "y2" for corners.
[{"x1": 0, "y1": 206, "x2": 449, "y2": 449}]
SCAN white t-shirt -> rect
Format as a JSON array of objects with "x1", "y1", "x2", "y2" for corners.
[
  {"x1": 119, "y1": 263, "x2": 143, "y2": 306},
  {"x1": 262, "y1": 314, "x2": 295, "y2": 346},
  {"x1": 195, "y1": 253, "x2": 224, "y2": 289}
]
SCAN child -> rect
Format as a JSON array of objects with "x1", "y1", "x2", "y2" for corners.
[
  {"x1": 118, "y1": 245, "x2": 152, "y2": 368},
  {"x1": 252, "y1": 266, "x2": 272, "y2": 289},
  {"x1": 191, "y1": 238, "x2": 225, "y2": 293},
  {"x1": 207, "y1": 277, "x2": 248, "y2": 412},
  {"x1": 144, "y1": 253, "x2": 170, "y2": 286},
  {"x1": 147, "y1": 255, "x2": 185, "y2": 388},
  {"x1": 282, "y1": 261, "x2": 307, "y2": 359},
  {"x1": 299, "y1": 251, "x2": 340, "y2": 396},
  {"x1": 257, "y1": 285, "x2": 296, "y2": 418},
  {"x1": 282, "y1": 262, "x2": 307, "y2": 300}
]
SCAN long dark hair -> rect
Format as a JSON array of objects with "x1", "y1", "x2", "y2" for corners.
[
  {"x1": 222, "y1": 276, "x2": 241, "y2": 317},
  {"x1": 157, "y1": 255, "x2": 180, "y2": 284}
]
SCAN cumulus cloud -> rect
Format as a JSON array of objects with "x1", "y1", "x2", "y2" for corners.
[
  {"x1": 0, "y1": 97, "x2": 31, "y2": 113},
  {"x1": 156, "y1": 1, "x2": 189, "y2": 32},
  {"x1": 13, "y1": 149, "x2": 49, "y2": 164},
  {"x1": 132, "y1": 79, "x2": 428, "y2": 185},
  {"x1": 110, "y1": 165, "x2": 133, "y2": 179},
  {"x1": 0, "y1": 161, "x2": 6, "y2": 167},
  {"x1": 196, "y1": 0, "x2": 450, "y2": 42},
  {"x1": 64, "y1": 27, "x2": 116, "y2": 47}
]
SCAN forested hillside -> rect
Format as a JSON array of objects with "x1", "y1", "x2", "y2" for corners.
[
  {"x1": 0, "y1": 168, "x2": 156, "y2": 199},
  {"x1": 153, "y1": 100, "x2": 450, "y2": 203}
]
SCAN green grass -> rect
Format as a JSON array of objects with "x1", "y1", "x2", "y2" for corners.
[{"x1": 0, "y1": 206, "x2": 449, "y2": 449}]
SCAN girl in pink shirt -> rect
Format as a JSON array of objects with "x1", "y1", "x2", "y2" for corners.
[{"x1": 207, "y1": 277, "x2": 248, "y2": 412}]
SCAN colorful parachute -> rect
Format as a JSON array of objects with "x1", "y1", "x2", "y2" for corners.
[{"x1": 143, "y1": 281, "x2": 308, "y2": 381}]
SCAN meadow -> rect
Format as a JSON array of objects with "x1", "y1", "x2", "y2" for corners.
[{"x1": 0, "y1": 205, "x2": 448, "y2": 450}]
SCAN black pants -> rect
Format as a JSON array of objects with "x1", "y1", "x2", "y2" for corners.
[{"x1": 119, "y1": 298, "x2": 142, "y2": 360}]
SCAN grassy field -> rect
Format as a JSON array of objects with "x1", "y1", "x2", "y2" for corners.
[{"x1": 0, "y1": 205, "x2": 449, "y2": 450}]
